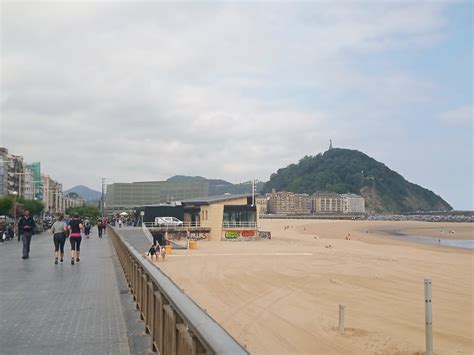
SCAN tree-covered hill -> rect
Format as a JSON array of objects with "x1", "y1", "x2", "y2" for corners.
[
  {"x1": 167, "y1": 175, "x2": 264, "y2": 196},
  {"x1": 262, "y1": 148, "x2": 452, "y2": 213}
]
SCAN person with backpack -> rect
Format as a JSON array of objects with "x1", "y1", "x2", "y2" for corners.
[
  {"x1": 97, "y1": 218, "x2": 103, "y2": 238},
  {"x1": 101, "y1": 216, "x2": 107, "y2": 236},
  {"x1": 83, "y1": 217, "x2": 91, "y2": 238}
]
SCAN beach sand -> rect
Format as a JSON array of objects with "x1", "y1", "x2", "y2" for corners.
[{"x1": 154, "y1": 220, "x2": 473, "y2": 354}]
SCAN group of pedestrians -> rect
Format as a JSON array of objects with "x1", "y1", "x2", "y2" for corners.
[
  {"x1": 14, "y1": 209, "x2": 109, "y2": 265},
  {"x1": 50, "y1": 213, "x2": 84, "y2": 264}
]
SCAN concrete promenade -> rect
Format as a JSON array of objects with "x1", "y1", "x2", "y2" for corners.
[{"x1": 0, "y1": 229, "x2": 131, "y2": 355}]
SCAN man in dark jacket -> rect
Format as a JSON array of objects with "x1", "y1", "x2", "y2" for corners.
[{"x1": 18, "y1": 210, "x2": 36, "y2": 259}]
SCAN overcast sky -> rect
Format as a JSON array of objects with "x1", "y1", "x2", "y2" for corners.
[{"x1": 1, "y1": 1, "x2": 472, "y2": 209}]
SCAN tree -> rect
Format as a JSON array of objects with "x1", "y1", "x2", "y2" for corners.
[
  {"x1": 19, "y1": 198, "x2": 45, "y2": 216},
  {"x1": 66, "y1": 205, "x2": 100, "y2": 221},
  {"x1": 0, "y1": 197, "x2": 13, "y2": 216}
]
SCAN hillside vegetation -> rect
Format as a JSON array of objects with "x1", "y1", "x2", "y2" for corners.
[{"x1": 262, "y1": 148, "x2": 452, "y2": 213}]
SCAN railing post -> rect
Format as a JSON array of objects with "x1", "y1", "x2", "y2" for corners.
[
  {"x1": 153, "y1": 291, "x2": 166, "y2": 354},
  {"x1": 339, "y1": 304, "x2": 345, "y2": 334},
  {"x1": 141, "y1": 273, "x2": 148, "y2": 323},
  {"x1": 146, "y1": 282, "x2": 155, "y2": 336},
  {"x1": 425, "y1": 279, "x2": 433, "y2": 355}
]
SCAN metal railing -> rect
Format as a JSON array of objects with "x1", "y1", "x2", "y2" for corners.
[
  {"x1": 144, "y1": 222, "x2": 202, "y2": 229},
  {"x1": 222, "y1": 221, "x2": 257, "y2": 229},
  {"x1": 108, "y1": 226, "x2": 248, "y2": 355},
  {"x1": 142, "y1": 223, "x2": 154, "y2": 243}
]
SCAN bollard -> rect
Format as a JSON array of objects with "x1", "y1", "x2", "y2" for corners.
[
  {"x1": 424, "y1": 279, "x2": 433, "y2": 355},
  {"x1": 339, "y1": 304, "x2": 345, "y2": 334}
]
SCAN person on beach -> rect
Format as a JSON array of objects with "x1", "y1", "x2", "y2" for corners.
[
  {"x1": 18, "y1": 210, "x2": 36, "y2": 259},
  {"x1": 68, "y1": 212, "x2": 83, "y2": 265},
  {"x1": 147, "y1": 245, "x2": 157, "y2": 260},
  {"x1": 51, "y1": 214, "x2": 67, "y2": 264}
]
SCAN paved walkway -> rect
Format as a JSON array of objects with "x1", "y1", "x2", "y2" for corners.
[{"x1": 0, "y1": 228, "x2": 130, "y2": 355}]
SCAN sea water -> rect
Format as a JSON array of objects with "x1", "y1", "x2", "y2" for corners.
[{"x1": 387, "y1": 234, "x2": 474, "y2": 250}]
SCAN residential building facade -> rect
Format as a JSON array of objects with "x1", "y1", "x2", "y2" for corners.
[
  {"x1": 342, "y1": 193, "x2": 365, "y2": 213},
  {"x1": 267, "y1": 191, "x2": 311, "y2": 214},
  {"x1": 64, "y1": 193, "x2": 85, "y2": 210},
  {"x1": 255, "y1": 195, "x2": 268, "y2": 215},
  {"x1": 312, "y1": 192, "x2": 344, "y2": 213},
  {"x1": 42, "y1": 175, "x2": 64, "y2": 214}
]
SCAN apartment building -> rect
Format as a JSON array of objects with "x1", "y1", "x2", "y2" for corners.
[
  {"x1": 312, "y1": 192, "x2": 344, "y2": 213},
  {"x1": 42, "y1": 175, "x2": 64, "y2": 214},
  {"x1": 342, "y1": 193, "x2": 365, "y2": 213},
  {"x1": 255, "y1": 195, "x2": 269, "y2": 215},
  {"x1": 64, "y1": 193, "x2": 85, "y2": 210},
  {"x1": 267, "y1": 191, "x2": 311, "y2": 214}
]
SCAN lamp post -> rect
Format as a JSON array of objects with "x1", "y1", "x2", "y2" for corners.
[
  {"x1": 101, "y1": 178, "x2": 106, "y2": 216},
  {"x1": 11, "y1": 191, "x2": 18, "y2": 240}
]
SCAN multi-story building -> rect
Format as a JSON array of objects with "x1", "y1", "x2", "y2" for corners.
[
  {"x1": 22, "y1": 167, "x2": 35, "y2": 200},
  {"x1": 311, "y1": 192, "x2": 365, "y2": 213},
  {"x1": 105, "y1": 180, "x2": 210, "y2": 214},
  {"x1": 312, "y1": 192, "x2": 344, "y2": 213},
  {"x1": 0, "y1": 147, "x2": 25, "y2": 197},
  {"x1": 26, "y1": 162, "x2": 42, "y2": 200},
  {"x1": 42, "y1": 175, "x2": 64, "y2": 214},
  {"x1": 342, "y1": 193, "x2": 365, "y2": 213},
  {"x1": 267, "y1": 191, "x2": 311, "y2": 214},
  {"x1": 255, "y1": 195, "x2": 269, "y2": 215},
  {"x1": 64, "y1": 193, "x2": 85, "y2": 210}
]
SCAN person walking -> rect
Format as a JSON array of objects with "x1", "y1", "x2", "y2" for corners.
[
  {"x1": 68, "y1": 212, "x2": 83, "y2": 265},
  {"x1": 97, "y1": 218, "x2": 103, "y2": 238},
  {"x1": 83, "y1": 217, "x2": 91, "y2": 238},
  {"x1": 51, "y1": 214, "x2": 67, "y2": 264},
  {"x1": 18, "y1": 209, "x2": 36, "y2": 259},
  {"x1": 102, "y1": 216, "x2": 108, "y2": 235}
]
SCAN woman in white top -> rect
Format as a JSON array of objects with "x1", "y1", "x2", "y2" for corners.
[{"x1": 51, "y1": 214, "x2": 68, "y2": 264}]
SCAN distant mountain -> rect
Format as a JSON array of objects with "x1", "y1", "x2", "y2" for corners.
[
  {"x1": 167, "y1": 175, "x2": 265, "y2": 196},
  {"x1": 262, "y1": 148, "x2": 452, "y2": 213},
  {"x1": 64, "y1": 185, "x2": 101, "y2": 202}
]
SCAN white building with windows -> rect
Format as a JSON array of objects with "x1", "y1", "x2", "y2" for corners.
[{"x1": 342, "y1": 193, "x2": 365, "y2": 213}]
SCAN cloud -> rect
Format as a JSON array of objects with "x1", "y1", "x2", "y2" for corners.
[
  {"x1": 1, "y1": 1, "x2": 471, "y2": 209},
  {"x1": 440, "y1": 106, "x2": 474, "y2": 126}
]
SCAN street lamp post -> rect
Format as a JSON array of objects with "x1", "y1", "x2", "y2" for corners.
[
  {"x1": 101, "y1": 178, "x2": 106, "y2": 217},
  {"x1": 11, "y1": 191, "x2": 18, "y2": 240}
]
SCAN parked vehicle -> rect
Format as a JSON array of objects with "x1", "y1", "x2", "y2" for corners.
[{"x1": 154, "y1": 217, "x2": 183, "y2": 227}]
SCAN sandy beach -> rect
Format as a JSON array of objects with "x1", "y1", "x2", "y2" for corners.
[{"x1": 154, "y1": 220, "x2": 473, "y2": 354}]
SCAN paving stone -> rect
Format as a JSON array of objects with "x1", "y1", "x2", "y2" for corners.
[{"x1": 0, "y1": 229, "x2": 130, "y2": 355}]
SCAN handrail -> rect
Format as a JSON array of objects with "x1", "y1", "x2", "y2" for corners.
[
  {"x1": 109, "y1": 226, "x2": 248, "y2": 355},
  {"x1": 141, "y1": 223, "x2": 154, "y2": 244},
  {"x1": 222, "y1": 221, "x2": 257, "y2": 228},
  {"x1": 144, "y1": 222, "x2": 202, "y2": 228}
]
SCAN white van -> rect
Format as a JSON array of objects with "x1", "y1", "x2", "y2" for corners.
[{"x1": 154, "y1": 217, "x2": 183, "y2": 227}]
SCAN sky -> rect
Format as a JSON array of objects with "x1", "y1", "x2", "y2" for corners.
[{"x1": 0, "y1": 1, "x2": 472, "y2": 210}]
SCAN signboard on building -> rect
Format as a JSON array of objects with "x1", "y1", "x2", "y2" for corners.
[{"x1": 223, "y1": 230, "x2": 257, "y2": 241}]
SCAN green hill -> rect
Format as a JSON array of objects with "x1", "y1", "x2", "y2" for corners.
[
  {"x1": 262, "y1": 148, "x2": 452, "y2": 213},
  {"x1": 167, "y1": 175, "x2": 265, "y2": 196}
]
